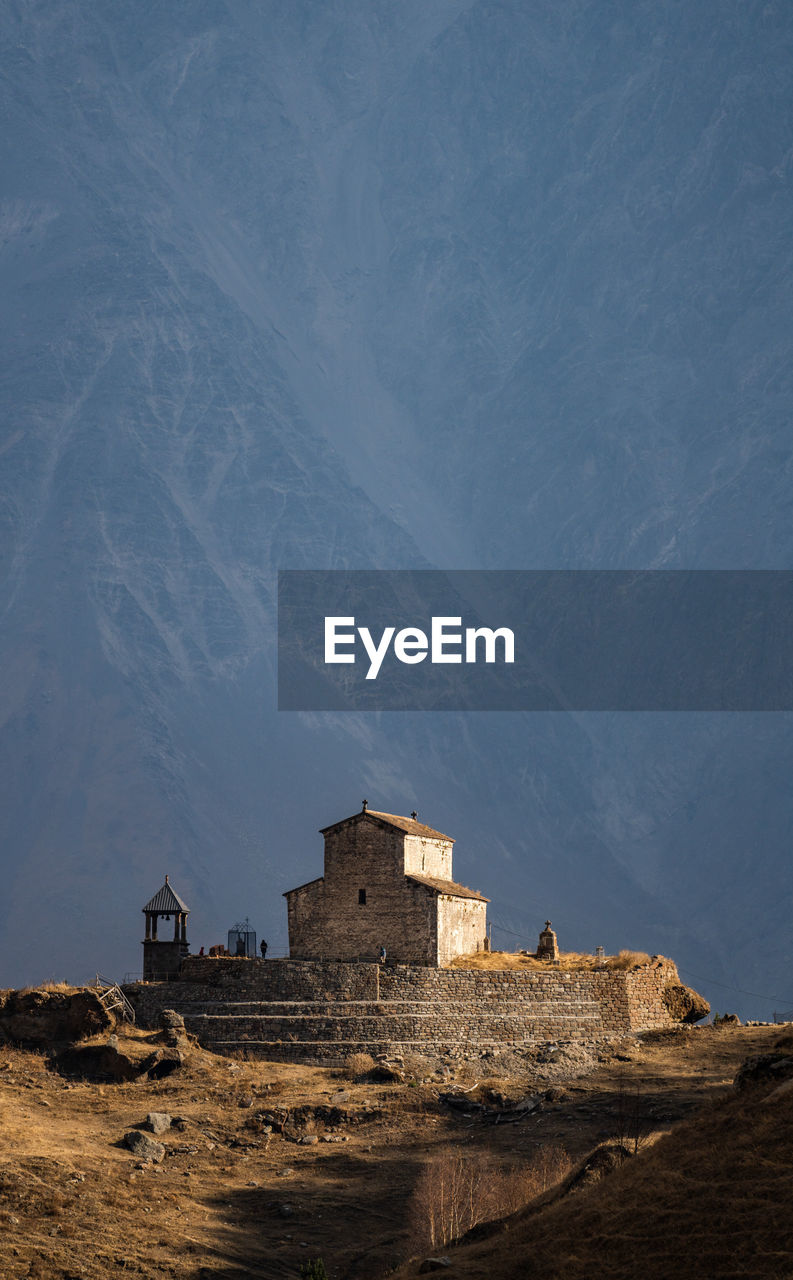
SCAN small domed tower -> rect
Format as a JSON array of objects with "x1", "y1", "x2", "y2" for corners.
[{"x1": 142, "y1": 875, "x2": 190, "y2": 980}]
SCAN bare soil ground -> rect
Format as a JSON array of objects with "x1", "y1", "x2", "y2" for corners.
[{"x1": 0, "y1": 1020, "x2": 786, "y2": 1280}]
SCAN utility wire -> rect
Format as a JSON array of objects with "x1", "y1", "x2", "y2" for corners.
[
  {"x1": 677, "y1": 965, "x2": 793, "y2": 1007},
  {"x1": 491, "y1": 928, "x2": 793, "y2": 1011},
  {"x1": 491, "y1": 919, "x2": 532, "y2": 941},
  {"x1": 488, "y1": 938, "x2": 793, "y2": 1011}
]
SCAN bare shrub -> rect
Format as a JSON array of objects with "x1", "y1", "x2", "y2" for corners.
[
  {"x1": 299, "y1": 1260, "x2": 329, "y2": 1280},
  {"x1": 343, "y1": 1051, "x2": 376, "y2": 1080},
  {"x1": 409, "y1": 1145, "x2": 572, "y2": 1251},
  {"x1": 611, "y1": 1072, "x2": 656, "y2": 1154}
]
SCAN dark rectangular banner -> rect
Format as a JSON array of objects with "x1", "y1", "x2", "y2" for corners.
[{"x1": 277, "y1": 570, "x2": 793, "y2": 711}]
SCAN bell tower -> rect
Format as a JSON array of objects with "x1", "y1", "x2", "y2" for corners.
[{"x1": 142, "y1": 875, "x2": 190, "y2": 980}]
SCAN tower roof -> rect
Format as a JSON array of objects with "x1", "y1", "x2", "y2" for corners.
[
  {"x1": 142, "y1": 876, "x2": 190, "y2": 914},
  {"x1": 407, "y1": 873, "x2": 488, "y2": 901},
  {"x1": 320, "y1": 809, "x2": 454, "y2": 842}
]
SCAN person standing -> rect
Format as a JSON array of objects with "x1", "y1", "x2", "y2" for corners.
[{"x1": 260, "y1": 939, "x2": 268, "y2": 959}]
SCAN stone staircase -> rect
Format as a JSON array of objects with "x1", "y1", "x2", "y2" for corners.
[
  {"x1": 123, "y1": 956, "x2": 677, "y2": 1063},
  {"x1": 158, "y1": 995, "x2": 606, "y2": 1060}
]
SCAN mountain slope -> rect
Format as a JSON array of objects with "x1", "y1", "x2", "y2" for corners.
[{"x1": 1, "y1": 1, "x2": 791, "y2": 1012}]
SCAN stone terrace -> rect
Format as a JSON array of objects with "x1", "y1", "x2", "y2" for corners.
[{"x1": 123, "y1": 957, "x2": 680, "y2": 1063}]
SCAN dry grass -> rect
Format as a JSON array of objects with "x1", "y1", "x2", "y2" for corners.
[
  {"x1": 2, "y1": 1021, "x2": 471, "y2": 1279},
  {"x1": 342, "y1": 1051, "x2": 377, "y2": 1079},
  {"x1": 1, "y1": 992, "x2": 789, "y2": 1280},
  {"x1": 0, "y1": 1031, "x2": 370, "y2": 1279},
  {"x1": 449, "y1": 949, "x2": 655, "y2": 972},
  {"x1": 606, "y1": 949, "x2": 655, "y2": 970},
  {"x1": 395, "y1": 1059, "x2": 793, "y2": 1279},
  {"x1": 16, "y1": 981, "x2": 78, "y2": 996},
  {"x1": 452, "y1": 1059, "x2": 482, "y2": 1084},
  {"x1": 402, "y1": 1052, "x2": 433, "y2": 1080}
]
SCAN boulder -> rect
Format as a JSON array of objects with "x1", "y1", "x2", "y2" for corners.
[
  {"x1": 663, "y1": 983, "x2": 710, "y2": 1024},
  {"x1": 0, "y1": 989, "x2": 113, "y2": 1046},
  {"x1": 734, "y1": 1053, "x2": 793, "y2": 1092},
  {"x1": 50, "y1": 1042, "x2": 143, "y2": 1082},
  {"x1": 152, "y1": 1007, "x2": 197, "y2": 1049},
  {"x1": 123, "y1": 1130, "x2": 165, "y2": 1162},
  {"x1": 367, "y1": 1063, "x2": 405, "y2": 1083},
  {"x1": 143, "y1": 1049, "x2": 184, "y2": 1080},
  {"x1": 146, "y1": 1112, "x2": 172, "y2": 1135}
]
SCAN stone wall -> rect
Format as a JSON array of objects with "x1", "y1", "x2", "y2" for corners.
[
  {"x1": 143, "y1": 939, "x2": 188, "y2": 981},
  {"x1": 403, "y1": 833, "x2": 453, "y2": 878},
  {"x1": 123, "y1": 956, "x2": 680, "y2": 1063},
  {"x1": 436, "y1": 895, "x2": 488, "y2": 967},
  {"x1": 625, "y1": 963, "x2": 679, "y2": 1026},
  {"x1": 288, "y1": 822, "x2": 440, "y2": 965},
  {"x1": 180, "y1": 957, "x2": 379, "y2": 999},
  {"x1": 285, "y1": 880, "x2": 326, "y2": 959}
]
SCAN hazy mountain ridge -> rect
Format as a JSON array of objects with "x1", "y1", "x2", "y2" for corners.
[{"x1": 1, "y1": 1, "x2": 791, "y2": 1014}]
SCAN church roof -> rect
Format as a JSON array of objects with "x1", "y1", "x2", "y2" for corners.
[
  {"x1": 407, "y1": 873, "x2": 488, "y2": 902},
  {"x1": 320, "y1": 809, "x2": 454, "y2": 842},
  {"x1": 142, "y1": 876, "x2": 190, "y2": 914},
  {"x1": 283, "y1": 876, "x2": 324, "y2": 898}
]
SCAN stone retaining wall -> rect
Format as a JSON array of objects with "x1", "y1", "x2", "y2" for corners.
[{"x1": 122, "y1": 957, "x2": 679, "y2": 1063}]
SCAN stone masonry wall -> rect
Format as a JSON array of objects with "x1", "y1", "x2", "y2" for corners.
[
  {"x1": 123, "y1": 957, "x2": 680, "y2": 1063},
  {"x1": 436, "y1": 896, "x2": 488, "y2": 967},
  {"x1": 286, "y1": 880, "x2": 326, "y2": 959},
  {"x1": 403, "y1": 833, "x2": 452, "y2": 878},
  {"x1": 288, "y1": 823, "x2": 439, "y2": 965},
  {"x1": 625, "y1": 963, "x2": 682, "y2": 1029}
]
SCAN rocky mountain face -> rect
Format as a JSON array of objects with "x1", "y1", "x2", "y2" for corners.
[{"x1": 1, "y1": 1, "x2": 791, "y2": 1016}]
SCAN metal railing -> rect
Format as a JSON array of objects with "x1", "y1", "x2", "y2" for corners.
[{"x1": 91, "y1": 973, "x2": 136, "y2": 1023}]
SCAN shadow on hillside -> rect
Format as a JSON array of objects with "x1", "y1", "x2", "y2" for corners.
[
  {"x1": 190, "y1": 1145, "x2": 423, "y2": 1280},
  {"x1": 187, "y1": 1034, "x2": 766, "y2": 1280}
]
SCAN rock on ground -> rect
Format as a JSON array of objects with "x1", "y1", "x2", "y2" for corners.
[
  {"x1": 51, "y1": 1042, "x2": 143, "y2": 1082},
  {"x1": 663, "y1": 983, "x2": 710, "y2": 1024},
  {"x1": 123, "y1": 1130, "x2": 166, "y2": 1162},
  {"x1": 146, "y1": 1112, "x2": 172, "y2": 1135},
  {"x1": 0, "y1": 989, "x2": 113, "y2": 1046},
  {"x1": 734, "y1": 1052, "x2": 793, "y2": 1092}
]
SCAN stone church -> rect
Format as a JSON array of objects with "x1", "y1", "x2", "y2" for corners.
[{"x1": 284, "y1": 803, "x2": 488, "y2": 966}]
